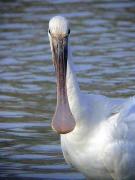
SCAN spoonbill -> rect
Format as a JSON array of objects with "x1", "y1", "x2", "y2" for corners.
[{"x1": 48, "y1": 16, "x2": 135, "y2": 180}]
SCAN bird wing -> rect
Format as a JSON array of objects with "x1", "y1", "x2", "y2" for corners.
[
  {"x1": 81, "y1": 93, "x2": 126, "y2": 123},
  {"x1": 109, "y1": 97, "x2": 126, "y2": 114},
  {"x1": 103, "y1": 97, "x2": 135, "y2": 179}
]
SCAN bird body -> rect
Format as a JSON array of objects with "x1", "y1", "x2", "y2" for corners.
[
  {"x1": 48, "y1": 16, "x2": 135, "y2": 180},
  {"x1": 62, "y1": 53, "x2": 135, "y2": 180}
]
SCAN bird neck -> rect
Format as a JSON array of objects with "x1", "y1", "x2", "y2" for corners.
[
  {"x1": 65, "y1": 43, "x2": 96, "y2": 135},
  {"x1": 66, "y1": 43, "x2": 83, "y2": 128},
  {"x1": 66, "y1": 44, "x2": 80, "y2": 101}
]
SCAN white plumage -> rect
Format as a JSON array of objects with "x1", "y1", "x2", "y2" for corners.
[
  {"x1": 49, "y1": 16, "x2": 69, "y2": 35},
  {"x1": 49, "y1": 16, "x2": 135, "y2": 180}
]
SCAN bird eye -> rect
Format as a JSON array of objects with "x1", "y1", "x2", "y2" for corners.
[
  {"x1": 68, "y1": 29, "x2": 70, "y2": 35},
  {"x1": 48, "y1": 29, "x2": 51, "y2": 34}
]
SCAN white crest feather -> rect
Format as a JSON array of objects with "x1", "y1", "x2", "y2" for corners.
[{"x1": 49, "y1": 16, "x2": 69, "y2": 35}]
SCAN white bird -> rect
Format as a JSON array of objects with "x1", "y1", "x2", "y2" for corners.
[{"x1": 48, "y1": 16, "x2": 135, "y2": 180}]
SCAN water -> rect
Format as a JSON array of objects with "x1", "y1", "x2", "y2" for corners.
[{"x1": 0, "y1": 0, "x2": 135, "y2": 179}]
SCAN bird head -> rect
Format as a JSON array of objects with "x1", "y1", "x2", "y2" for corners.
[{"x1": 48, "y1": 16, "x2": 75, "y2": 134}]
